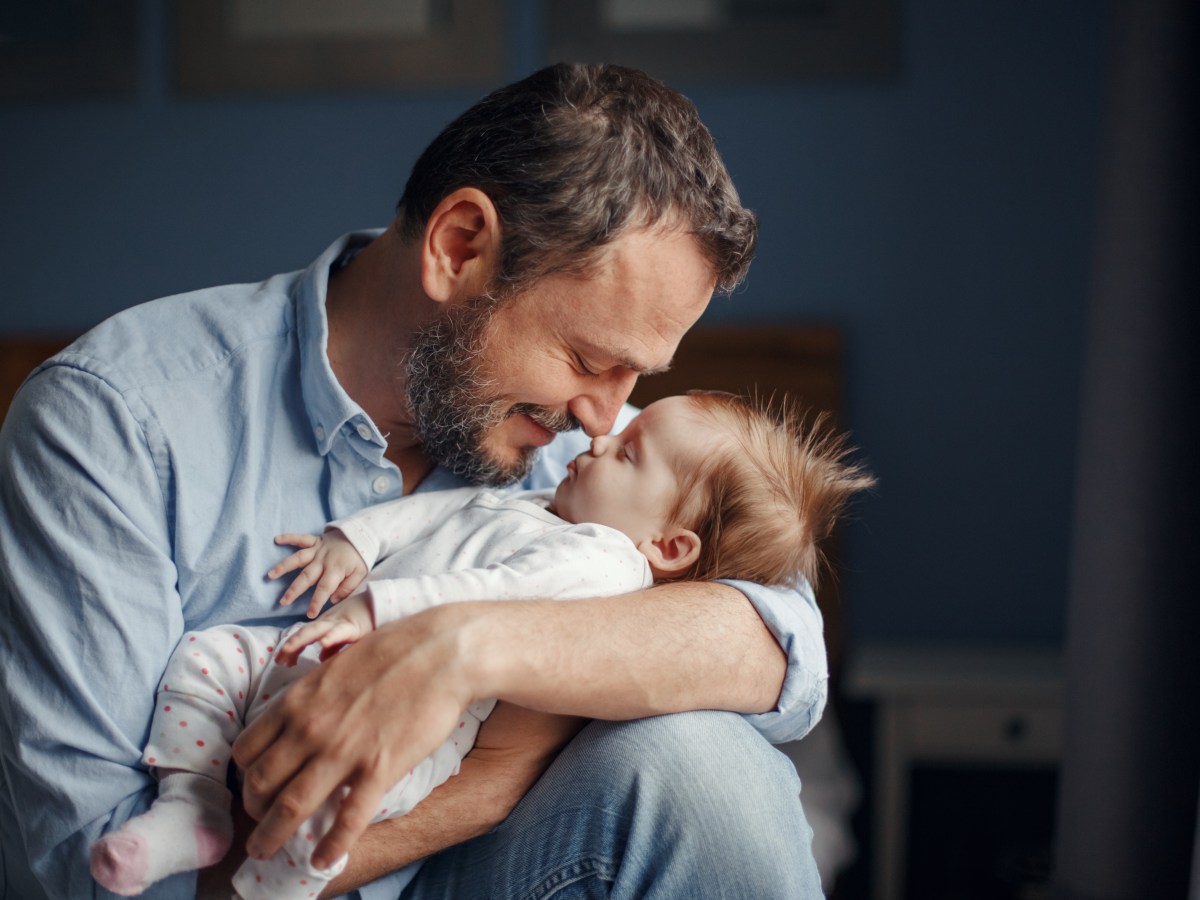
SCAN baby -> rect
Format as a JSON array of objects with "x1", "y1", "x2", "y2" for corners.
[{"x1": 90, "y1": 391, "x2": 873, "y2": 899}]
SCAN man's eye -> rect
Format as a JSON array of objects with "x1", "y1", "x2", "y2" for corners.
[{"x1": 574, "y1": 354, "x2": 600, "y2": 377}]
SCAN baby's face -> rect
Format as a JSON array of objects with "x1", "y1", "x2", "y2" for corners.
[{"x1": 553, "y1": 395, "x2": 713, "y2": 544}]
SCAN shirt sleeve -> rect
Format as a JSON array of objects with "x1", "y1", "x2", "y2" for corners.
[
  {"x1": 331, "y1": 487, "x2": 481, "y2": 568},
  {"x1": 719, "y1": 576, "x2": 829, "y2": 745},
  {"x1": 369, "y1": 524, "x2": 652, "y2": 623},
  {"x1": 0, "y1": 365, "x2": 195, "y2": 899}
]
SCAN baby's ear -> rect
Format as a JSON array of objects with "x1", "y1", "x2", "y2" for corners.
[{"x1": 639, "y1": 528, "x2": 701, "y2": 579}]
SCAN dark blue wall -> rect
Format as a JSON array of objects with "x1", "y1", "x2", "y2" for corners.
[{"x1": 0, "y1": 1, "x2": 1111, "y2": 646}]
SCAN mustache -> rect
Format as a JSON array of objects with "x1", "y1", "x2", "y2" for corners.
[{"x1": 507, "y1": 403, "x2": 580, "y2": 434}]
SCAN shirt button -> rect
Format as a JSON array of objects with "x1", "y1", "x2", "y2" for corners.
[
  {"x1": 314, "y1": 425, "x2": 326, "y2": 442},
  {"x1": 356, "y1": 423, "x2": 373, "y2": 441},
  {"x1": 372, "y1": 475, "x2": 390, "y2": 494}
]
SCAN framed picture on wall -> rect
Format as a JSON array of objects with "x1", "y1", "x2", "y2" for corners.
[
  {"x1": 0, "y1": 1, "x2": 138, "y2": 101},
  {"x1": 175, "y1": 0, "x2": 506, "y2": 95},
  {"x1": 546, "y1": 0, "x2": 899, "y2": 84}
]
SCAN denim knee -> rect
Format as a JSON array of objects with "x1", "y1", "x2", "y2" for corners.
[
  {"x1": 553, "y1": 711, "x2": 824, "y2": 897},
  {"x1": 569, "y1": 711, "x2": 803, "y2": 811},
  {"x1": 405, "y1": 711, "x2": 825, "y2": 900}
]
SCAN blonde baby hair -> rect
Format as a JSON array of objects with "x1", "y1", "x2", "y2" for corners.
[{"x1": 665, "y1": 391, "x2": 875, "y2": 588}]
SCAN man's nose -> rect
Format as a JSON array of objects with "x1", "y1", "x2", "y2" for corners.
[{"x1": 570, "y1": 372, "x2": 638, "y2": 438}]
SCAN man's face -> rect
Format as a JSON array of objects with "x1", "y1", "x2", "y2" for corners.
[{"x1": 406, "y1": 226, "x2": 715, "y2": 486}]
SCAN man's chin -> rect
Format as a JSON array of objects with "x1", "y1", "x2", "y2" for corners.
[{"x1": 458, "y1": 443, "x2": 539, "y2": 488}]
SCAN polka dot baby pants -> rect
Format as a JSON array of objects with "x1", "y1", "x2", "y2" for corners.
[{"x1": 144, "y1": 623, "x2": 493, "y2": 900}]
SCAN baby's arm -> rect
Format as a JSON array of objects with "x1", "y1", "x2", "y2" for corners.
[
  {"x1": 269, "y1": 487, "x2": 483, "y2": 618},
  {"x1": 367, "y1": 523, "x2": 652, "y2": 624},
  {"x1": 328, "y1": 486, "x2": 482, "y2": 566}
]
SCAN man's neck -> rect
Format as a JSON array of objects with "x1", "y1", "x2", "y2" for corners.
[{"x1": 325, "y1": 226, "x2": 439, "y2": 493}]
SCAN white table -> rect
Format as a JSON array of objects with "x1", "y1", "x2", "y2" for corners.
[{"x1": 843, "y1": 643, "x2": 1063, "y2": 900}]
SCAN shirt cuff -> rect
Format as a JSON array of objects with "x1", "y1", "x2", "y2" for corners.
[{"x1": 718, "y1": 577, "x2": 829, "y2": 745}]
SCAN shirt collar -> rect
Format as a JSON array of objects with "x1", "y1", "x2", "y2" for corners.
[{"x1": 296, "y1": 229, "x2": 386, "y2": 456}]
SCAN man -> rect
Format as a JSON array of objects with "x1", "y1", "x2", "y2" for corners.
[{"x1": 0, "y1": 64, "x2": 829, "y2": 898}]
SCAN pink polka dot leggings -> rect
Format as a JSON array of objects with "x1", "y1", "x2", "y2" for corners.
[{"x1": 144, "y1": 623, "x2": 488, "y2": 900}]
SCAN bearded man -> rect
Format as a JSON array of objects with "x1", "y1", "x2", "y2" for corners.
[{"x1": 0, "y1": 64, "x2": 829, "y2": 899}]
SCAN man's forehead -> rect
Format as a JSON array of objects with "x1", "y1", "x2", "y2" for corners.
[
  {"x1": 506, "y1": 223, "x2": 714, "y2": 365},
  {"x1": 522, "y1": 280, "x2": 704, "y2": 370}
]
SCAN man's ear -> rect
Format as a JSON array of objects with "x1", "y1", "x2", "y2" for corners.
[
  {"x1": 419, "y1": 187, "x2": 501, "y2": 304},
  {"x1": 638, "y1": 528, "x2": 701, "y2": 580}
]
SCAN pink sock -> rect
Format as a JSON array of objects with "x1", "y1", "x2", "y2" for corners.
[{"x1": 90, "y1": 772, "x2": 232, "y2": 895}]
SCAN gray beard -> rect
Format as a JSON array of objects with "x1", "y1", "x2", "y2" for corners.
[{"x1": 405, "y1": 294, "x2": 578, "y2": 486}]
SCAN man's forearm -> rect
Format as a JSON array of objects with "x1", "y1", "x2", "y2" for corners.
[
  {"x1": 233, "y1": 581, "x2": 786, "y2": 868},
  {"x1": 463, "y1": 581, "x2": 786, "y2": 719}
]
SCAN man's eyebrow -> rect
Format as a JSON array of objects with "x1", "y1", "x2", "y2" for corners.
[{"x1": 593, "y1": 342, "x2": 673, "y2": 376}]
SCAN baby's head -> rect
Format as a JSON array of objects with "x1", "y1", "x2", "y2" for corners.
[{"x1": 552, "y1": 391, "x2": 874, "y2": 585}]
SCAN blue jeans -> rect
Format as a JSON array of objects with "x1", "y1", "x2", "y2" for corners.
[{"x1": 401, "y1": 711, "x2": 825, "y2": 899}]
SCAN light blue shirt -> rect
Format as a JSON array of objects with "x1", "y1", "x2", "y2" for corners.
[{"x1": 0, "y1": 232, "x2": 827, "y2": 899}]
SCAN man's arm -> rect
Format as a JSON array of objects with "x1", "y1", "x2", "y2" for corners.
[
  {"x1": 0, "y1": 367, "x2": 185, "y2": 898},
  {"x1": 233, "y1": 580, "x2": 786, "y2": 868}
]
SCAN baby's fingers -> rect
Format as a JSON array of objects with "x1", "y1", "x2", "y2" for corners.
[
  {"x1": 322, "y1": 572, "x2": 368, "y2": 612},
  {"x1": 276, "y1": 621, "x2": 334, "y2": 665},
  {"x1": 307, "y1": 569, "x2": 353, "y2": 618},
  {"x1": 321, "y1": 619, "x2": 364, "y2": 650},
  {"x1": 306, "y1": 592, "x2": 327, "y2": 620},
  {"x1": 267, "y1": 544, "x2": 319, "y2": 581},
  {"x1": 277, "y1": 563, "x2": 324, "y2": 607},
  {"x1": 275, "y1": 533, "x2": 319, "y2": 549}
]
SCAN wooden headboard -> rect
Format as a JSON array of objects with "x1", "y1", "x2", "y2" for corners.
[
  {"x1": 0, "y1": 335, "x2": 76, "y2": 425},
  {"x1": 1, "y1": 325, "x2": 849, "y2": 665},
  {"x1": 628, "y1": 325, "x2": 841, "y2": 418}
]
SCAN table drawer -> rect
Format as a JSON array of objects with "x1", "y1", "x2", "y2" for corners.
[{"x1": 897, "y1": 701, "x2": 1061, "y2": 762}]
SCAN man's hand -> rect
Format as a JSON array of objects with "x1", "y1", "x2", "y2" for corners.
[
  {"x1": 209, "y1": 702, "x2": 581, "y2": 898},
  {"x1": 233, "y1": 605, "x2": 477, "y2": 869},
  {"x1": 269, "y1": 529, "x2": 369, "y2": 618}
]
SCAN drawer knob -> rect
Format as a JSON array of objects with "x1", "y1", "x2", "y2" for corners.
[{"x1": 1004, "y1": 716, "x2": 1029, "y2": 742}]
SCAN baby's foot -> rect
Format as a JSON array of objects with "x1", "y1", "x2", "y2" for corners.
[
  {"x1": 89, "y1": 773, "x2": 233, "y2": 894},
  {"x1": 91, "y1": 817, "x2": 232, "y2": 895},
  {"x1": 90, "y1": 830, "x2": 149, "y2": 896}
]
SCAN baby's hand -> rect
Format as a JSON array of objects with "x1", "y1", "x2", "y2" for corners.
[
  {"x1": 268, "y1": 530, "x2": 369, "y2": 619},
  {"x1": 275, "y1": 594, "x2": 375, "y2": 666}
]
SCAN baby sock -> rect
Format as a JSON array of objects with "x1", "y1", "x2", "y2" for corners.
[{"x1": 90, "y1": 772, "x2": 233, "y2": 896}]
